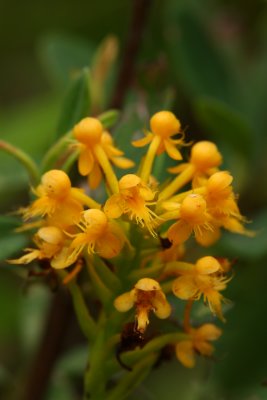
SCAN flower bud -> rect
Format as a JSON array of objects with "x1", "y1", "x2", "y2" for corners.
[
  {"x1": 190, "y1": 141, "x2": 222, "y2": 171},
  {"x1": 73, "y1": 117, "x2": 103, "y2": 145},
  {"x1": 180, "y1": 194, "x2": 207, "y2": 225},
  {"x1": 41, "y1": 170, "x2": 71, "y2": 199},
  {"x1": 195, "y1": 256, "x2": 221, "y2": 274},
  {"x1": 150, "y1": 111, "x2": 181, "y2": 138}
]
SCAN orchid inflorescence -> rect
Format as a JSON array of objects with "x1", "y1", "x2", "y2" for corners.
[{"x1": 7, "y1": 110, "x2": 252, "y2": 396}]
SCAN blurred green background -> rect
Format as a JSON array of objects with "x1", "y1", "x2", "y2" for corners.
[{"x1": 1, "y1": 0, "x2": 267, "y2": 399}]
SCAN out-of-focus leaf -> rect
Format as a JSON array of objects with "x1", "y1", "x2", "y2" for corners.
[
  {"x1": 216, "y1": 209, "x2": 267, "y2": 260},
  {"x1": 0, "y1": 95, "x2": 60, "y2": 156},
  {"x1": 56, "y1": 345, "x2": 87, "y2": 377},
  {"x1": 38, "y1": 33, "x2": 94, "y2": 88},
  {"x1": 0, "y1": 216, "x2": 29, "y2": 261},
  {"x1": 0, "y1": 235, "x2": 28, "y2": 262},
  {"x1": 90, "y1": 35, "x2": 119, "y2": 110},
  {"x1": 0, "y1": 215, "x2": 21, "y2": 232},
  {"x1": 0, "y1": 95, "x2": 60, "y2": 209},
  {"x1": 19, "y1": 285, "x2": 51, "y2": 354},
  {"x1": 194, "y1": 97, "x2": 253, "y2": 158},
  {"x1": 135, "y1": 359, "x2": 217, "y2": 400},
  {"x1": 46, "y1": 378, "x2": 75, "y2": 400},
  {"x1": 0, "y1": 271, "x2": 21, "y2": 340},
  {"x1": 165, "y1": 10, "x2": 234, "y2": 102},
  {"x1": 113, "y1": 102, "x2": 146, "y2": 176},
  {"x1": 213, "y1": 256, "x2": 267, "y2": 398},
  {"x1": 56, "y1": 68, "x2": 91, "y2": 137}
]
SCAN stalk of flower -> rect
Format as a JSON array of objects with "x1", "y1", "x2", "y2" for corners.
[
  {"x1": 114, "y1": 278, "x2": 171, "y2": 333},
  {"x1": 172, "y1": 256, "x2": 231, "y2": 321},
  {"x1": 175, "y1": 323, "x2": 222, "y2": 368},
  {"x1": 132, "y1": 111, "x2": 186, "y2": 183},
  {"x1": 104, "y1": 174, "x2": 161, "y2": 237},
  {"x1": 73, "y1": 117, "x2": 134, "y2": 193},
  {"x1": 158, "y1": 141, "x2": 222, "y2": 202}
]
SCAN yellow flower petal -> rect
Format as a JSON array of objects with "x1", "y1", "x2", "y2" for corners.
[
  {"x1": 51, "y1": 247, "x2": 75, "y2": 269},
  {"x1": 152, "y1": 292, "x2": 171, "y2": 319},
  {"x1": 196, "y1": 323, "x2": 222, "y2": 341},
  {"x1": 88, "y1": 161, "x2": 103, "y2": 189},
  {"x1": 194, "y1": 340, "x2": 214, "y2": 357},
  {"x1": 164, "y1": 139, "x2": 183, "y2": 160},
  {"x1": 78, "y1": 148, "x2": 94, "y2": 176},
  {"x1": 172, "y1": 276, "x2": 198, "y2": 300},
  {"x1": 114, "y1": 291, "x2": 134, "y2": 312},
  {"x1": 8, "y1": 249, "x2": 40, "y2": 264},
  {"x1": 175, "y1": 340, "x2": 195, "y2": 368},
  {"x1": 205, "y1": 290, "x2": 225, "y2": 322},
  {"x1": 167, "y1": 220, "x2": 192, "y2": 245},
  {"x1": 135, "y1": 278, "x2": 161, "y2": 291},
  {"x1": 119, "y1": 174, "x2": 141, "y2": 190},
  {"x1": 195, "y1": 256, "x2": 221, "y2": 275},
  {"x1": 97, "y1": 231, "x2": 123, "y2": 258},
  {"x1": 132, "y1": 134, "x2": 153, "y2": 148},
  {"x1": 195, "y1": 226, "x2": 221, "y2": 247},
  {"x1": 104, "y1": 195, "x2": 124, "y2": 218},
  {"x1": 111, "y1": 156, "x2": 135, "y2": 169}
]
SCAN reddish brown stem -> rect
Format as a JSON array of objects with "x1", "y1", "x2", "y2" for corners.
[
  {"x1": 21, "y1": 290, "x2": 72, "y2": 400},
  {"x1": 183, "y1": 299, "x2": 194, "y2": 333},
  {"x1": 110, "y1": 0, "x2": 152, "y2": 109}
]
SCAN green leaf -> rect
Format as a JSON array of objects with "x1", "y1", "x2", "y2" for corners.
[
  {"x1": 194, "y1": 97, "x2": 253, "y2": 158},
  {"x1": 19, "y1": 285, "x2": 51, "y2": 353},
  {"x1": 38, "y1": 33, "x2": 94, "y2": 88},
  {"x1": 165, "y1": 10, "x2": 234, "y2": 102},
  {"x1": 216, "y1": 209, "x2": 267, "y2": 260},
  {"x1": 56, "y1": 67, "x2": 91, "y2": 137},
  {"x1": 98, "y1": 109, "x2": 120, "y2": 129},
  {"x1": 56, "y1": 345, "x2": 88, "y2": 377},
  {"x1": 0, "y1": 216, "x2": 28, "y2": 261},
  {"x1": 46, "y1": 378, "x2": 75, "y2": 400}
]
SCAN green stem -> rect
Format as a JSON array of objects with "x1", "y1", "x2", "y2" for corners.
[
  {"x1": 57, "y1": 270, "x2": 96, "y2": 341},
  {"x1": 160, "y1": 280, "x2": 174, "y2": 294},
  {"x1": 129, "y1": 262, "x2": 164, "y2": 281},
  {"x1": 84, "y1": 323, "x2": 107, "y2": 400},
  {"x1": 106, "y1": 353, "x2": 158, "y2": 400},
  {"x1": 61, "y1": 148, "x2": 80, "y2": 173},
  {"x1": 120, "y1": 332, "x2": 187, "y2": 367},
  {"x1": 95, "y1": 259, "x2": 122, "y2": 292},
  {"x1": 41, "y1": 131, "x2": 72, "y2": 172},
  {"x1": 0, "y1": 140, "x2": 39, "y2": 184},
  {"x1": 86, "y1": 257, "x2": 113, "y2": 307}
]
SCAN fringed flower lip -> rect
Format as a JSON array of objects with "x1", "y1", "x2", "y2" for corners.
[
  {"x1": 104, "y1": 174, "x2": 161, "y2": 237},
  {"x1": 114, "y1": 277, "x2": 171, "y2": 333}
]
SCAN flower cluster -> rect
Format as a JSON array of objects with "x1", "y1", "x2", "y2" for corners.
[{"x1": 9, "y1": 110, "x2": 251, "y2": 372}]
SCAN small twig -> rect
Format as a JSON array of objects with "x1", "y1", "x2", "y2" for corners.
[{"x1": 110, "y1": 0, "x2": 152, "y2": 109}]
